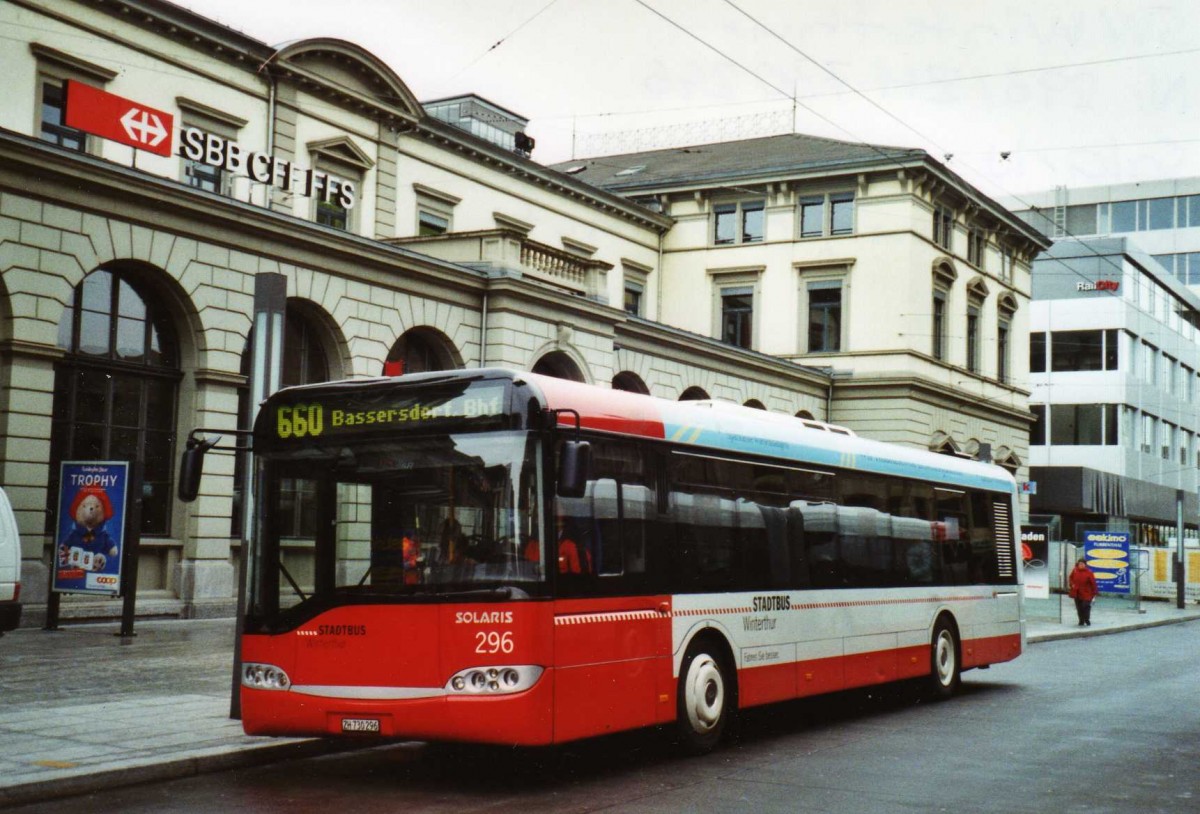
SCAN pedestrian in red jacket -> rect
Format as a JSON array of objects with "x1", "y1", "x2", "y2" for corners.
[{"x1": 1068, "y1": 558, "x2": 1098, "y2": 626}]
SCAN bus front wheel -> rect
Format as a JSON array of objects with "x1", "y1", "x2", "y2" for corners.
[
  {"x1": 927, "y1": 618, "x2": 961, "y2": 700},
  {"x1": 675, "y1": 638, "x2": 733, "y2": 754}
]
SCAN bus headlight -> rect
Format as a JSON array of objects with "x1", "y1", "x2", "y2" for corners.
[
  {"x1": 446, "y1": 666, "x2": 542, "y2": 695},
  {"x1": 242, "y1": 662, "x2": 292, "y2": 691}
]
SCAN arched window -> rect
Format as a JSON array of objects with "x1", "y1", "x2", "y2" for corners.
[
  {"x1": 384, "y1": 327, "x2": 458, "y2": 376},
  {"x1": 795, "y1": 409, "x2": 815, "y2": 420},
  {"x1": 532, "y1": 351, "x2": 585, "y2": 382},
  {"x1": 51, "y1": 267, "x2": 180, "y2": 535},
  {"x1": 743, "y1": 399, "x2": 766, "y2": 410},
  {"x1": 679, "y1": 386, "x2": 710, "y2": 401},
  {"x1": 612, "y1": 371, "x2": 649, "y2": 394}
]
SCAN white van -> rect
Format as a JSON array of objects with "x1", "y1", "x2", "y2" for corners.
[{"x1": 0, "y1": 486, "x2": 22, "y2": 634}]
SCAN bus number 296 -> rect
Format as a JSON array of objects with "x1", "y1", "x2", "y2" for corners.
[{"x1": 476, "y1": 631, "x2": 514, "y2": 654}]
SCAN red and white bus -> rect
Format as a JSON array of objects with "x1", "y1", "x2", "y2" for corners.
[{"x1": 190, "y1": 368, "x2": 1022, "y2": 753}]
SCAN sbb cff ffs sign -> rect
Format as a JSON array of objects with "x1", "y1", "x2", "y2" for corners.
[{"x1": 63, "y1": 80, "x2": 174, "y2": 157}]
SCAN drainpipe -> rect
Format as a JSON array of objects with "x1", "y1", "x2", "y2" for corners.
[
  {"x1": 825, "y1": 372, "x2": 835, "y2": 423},
  {"x1": 656, "y1": 201, "x2": 666, "y2": 321},
  {"x1": 264, "y1": 70, "x2": 276, "y2": 211},
  {"x1": 479, "y1": 289, "x2": 489, "y2": 368}
]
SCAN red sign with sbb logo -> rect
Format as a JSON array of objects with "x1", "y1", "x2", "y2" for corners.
[{"x1": 63, "y1": 80, "x2": 174, "y2": 157}]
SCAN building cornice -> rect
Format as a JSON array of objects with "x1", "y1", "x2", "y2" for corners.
[
  {"x1": 615, "y1": 318, "x2": 830, "y2": 392},
  {"x1": 0, "y1": 129, "x2": 488, "y2": 297}
]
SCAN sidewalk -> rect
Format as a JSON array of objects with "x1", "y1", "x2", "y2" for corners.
[{"x1": 2, "y1": 601, "x2": 1199, "y2": 809}]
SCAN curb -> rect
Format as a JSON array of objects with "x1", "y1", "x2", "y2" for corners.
[
  {"x1": 0, "y1": 738, "x2": 362, "y2": 810},
  {"x1": 1028, "y1": 612, "x2": 1200, "y2": 644}
]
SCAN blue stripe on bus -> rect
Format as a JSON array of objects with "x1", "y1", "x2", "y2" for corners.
[{"x1": 663, "y1": 422, "x2": 1014, "y2": 494}]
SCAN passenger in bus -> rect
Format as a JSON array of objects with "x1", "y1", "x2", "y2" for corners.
[
  {"x1": 521, "y1": 535, "x2": 540, "y2": 563},
  {"x1": 557, "y1": 517, "x2": 592, "y2": 575},
  {"x1": 401, "y1": 534, "x2": 422, "y2": 584},
  {"x1": 438, "y1": 516, "x2": 467, "y2": 564}
]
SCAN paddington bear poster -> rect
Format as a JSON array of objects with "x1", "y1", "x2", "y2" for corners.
[{"x1": 53, "y1": 461, "x2": 129, "y2": 596}]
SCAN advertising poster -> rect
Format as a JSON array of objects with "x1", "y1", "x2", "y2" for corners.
[
  {"x1": 52, "y1": 461, "x2": 129, "y2": 596},
  {"x1": 1082, "y1": 530, "x2": 1131, "y2": 595},
  {"x1": 1019, "y1": 525, "x2": 1050, "y2": 599}
]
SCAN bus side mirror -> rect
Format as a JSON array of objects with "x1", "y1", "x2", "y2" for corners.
[
  {"x1": 557, "y1": 440, "x2": 591, "y2": 498},
  {"x1": 178, "y1": 436, "x2": 218, "y2": 503}
]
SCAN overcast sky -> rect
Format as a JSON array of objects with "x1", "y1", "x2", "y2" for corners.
[{"x1": 179, "y1": 0, "x2": 1200, "y2": 205}]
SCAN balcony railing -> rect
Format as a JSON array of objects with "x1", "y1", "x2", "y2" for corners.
[{"x1": 388, "y1": 228, "x2": 612, "y2": 301}]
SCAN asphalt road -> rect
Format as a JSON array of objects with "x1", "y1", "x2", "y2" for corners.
[{"x1": 9, "y1": 623, "x2": 1199, "y2": 814}]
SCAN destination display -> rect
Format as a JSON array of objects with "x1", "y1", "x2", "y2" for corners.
[{"x1": 270, "y1": 381, "x2": 509, "y2": 441}]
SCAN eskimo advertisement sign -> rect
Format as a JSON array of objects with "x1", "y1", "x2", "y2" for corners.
[{"x1": 52, "y1": 462, "x2": 129, "y2": 596}]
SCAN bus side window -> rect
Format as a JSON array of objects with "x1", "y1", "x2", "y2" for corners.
[
  {"x1": 785, "y1": 505, "x2": 810, "y2": 588},
  {"x1": 592, "y1": 478, "x2": 622, "y2": 576},
  {"x1": 799, "y1": 501, "x2": 841, "y2": 588}
]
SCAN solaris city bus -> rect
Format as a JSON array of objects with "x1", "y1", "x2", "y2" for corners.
[{"x1": 180, "y1": 368, "x2": 1023, "y2": 753}]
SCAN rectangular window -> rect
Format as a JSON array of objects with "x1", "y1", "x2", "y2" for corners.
[
  {"x1": 800, "y1": 196, "x2": 824, "y2": 238},
  {"x1": 1104, "y1": 329, "x2": 1119, "y2": 370},
  {"x1": 799, "y1": 192, "x2": 855, "y2": 238},
  {"x1": 624, "y1": 281, "x2": 644, "y2": 316},
  {"x1": 830, "y1": 193, "x2": 854, "y2": 235},
  {"x1": 1030, "y1": 332, "x2": 1046, "y2": 373},
  {"x1": 1064, "y1": 204, "x2": 1097, "y2": 237},
  {"x1": 1188, "y1": 195, "x2": 1200, "y2": 228},
  {"x1": 178, "y1": 102, "x2": 246, "y2": 197},
  {"x1": 1163, "y1": 422, "x2": 1176, "y2": 460},
  {"x1": 316, "y1": 200, "x2": 349, "y2": 230},
  {"x1": 713, "y1": 201, "x2": 764, "y2": 245},
  {"x1": 418, "y1": 211, "x2": 449, "y2": 236},
  {"x1": 1048, "y1": 404, "x2": 1119, "y2": 446},
  {"x1": 967, "y1": 229, "x2": 985, "y2": 267},
  {"x1": 807, "y1": 282, "x2": 842, "y2": 353},
  {"x1": 1030, "y1": 404, "x2": 1046, "y2": 446},
  {"x1": 714, "y1": 203, "x2": 737, "y2": 245},
  {"x1": 1050, "y1": 404, "x2": 1101, "y2": 446},
  {"x1": 932, "y1": 291, "x2": 946, "y2": 361},
  {"x1": 966, "y1": 305, "x2": 980, "y2": 373},
  {"x1": 184, "y1": 155, "x2": 223, "y2": 193},
  {"x1": 741, "y1": 201, "x2": 765, "y2": 243},
  {"x1": 1143, "y1": 343, "x2": 1158, "y2": 384},
  {"x1": 1141, "y1": 413, "x2": 1157, "y2": 454},
  {"x1": 999, "y1": 246, "x2": 1014, "y2": 283},
  {"x1": 933, "y1": 205, "x2": 954, "y2": 250},
  {"x1": 721, "y1": 287, "x2": 753, "y2": 349},
  {"x1": 1050, "y1": 330, "x2": 1104, "y2": 372},
  {"x1": 1183, "y1": 430, "x2": 1192, "y2": 466},
  {"x1": 1110, "y1": 200, "x2": 1137, "y2": 233},
  {"x1": 1148, "y1": 197, "x2": 1175, "y2": 230},
  {"x1": 997, "y1": 320, "x2": 1010, "y2": 384},
  {"x1": 39, "y1": 80, "x2": 86, "y2": 151}
]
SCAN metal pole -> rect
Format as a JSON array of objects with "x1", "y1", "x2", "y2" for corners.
[
  {"x1": 231, "y1": 273, "x2": 287, "y2": 719},
  {"x1": 1177, "y1": 489, "x2": 1186, "y2": 610},
  {"x1": 117, "y1": 460, "x2": 145, "y2": 639}
]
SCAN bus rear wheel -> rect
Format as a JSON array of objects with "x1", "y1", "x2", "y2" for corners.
[
  {"x1": 926, "y1": 618, "x2": 961, "y2": 700},
  {"x1": 675, "y1": 638, "x2": 733, "y2": 755}
]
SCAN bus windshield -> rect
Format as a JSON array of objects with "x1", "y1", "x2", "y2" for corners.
[{"x1": 250, "y1": 430, "x2": 545, "y2": 621}]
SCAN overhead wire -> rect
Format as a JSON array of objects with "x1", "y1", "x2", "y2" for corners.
[{"x1": 630, "y1": 0, "x2": 1200, "y2": 457}]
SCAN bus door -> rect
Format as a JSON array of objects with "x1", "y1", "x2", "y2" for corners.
[{"x1": 552, "y1": 473, "x2": 672, "y2": 742}]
